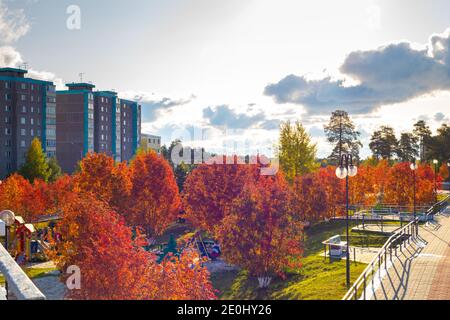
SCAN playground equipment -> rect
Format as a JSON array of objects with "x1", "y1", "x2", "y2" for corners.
[{"x1": 0, "y1": 213, "x2": 59, "y2": 263}]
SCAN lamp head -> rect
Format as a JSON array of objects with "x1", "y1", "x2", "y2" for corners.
[
  {"x1": 0, "y1": 210, "x2": 15, "y2": 227},
  {"x1": 336, "y1": 166, "x2": 348, "y2": 179},
  {"x1": 433, "y1": 159, "x2": 438, "y2": 164},
  {"x1": 410, "y1": 163, "x2": 418, "y2": 171},
  {"x1": 348, "y1": 165, "x2": 358, "y2": 177}
]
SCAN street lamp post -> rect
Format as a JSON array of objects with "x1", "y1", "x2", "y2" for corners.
[
  {"x1": 0, "y1": 210, "x2": 16, "y2": 300},
  {"x1": 433, "y1": 159, "x2": 439, "y2": 202},
  {"x1": 410, "y1": 162, "x2": 418, "y2": 219},
  {"x1": 336, "y1": 154, "x2": 358, "y2": 288}
]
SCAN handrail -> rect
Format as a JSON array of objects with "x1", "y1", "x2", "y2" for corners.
[{"x1": 342, "y1": 195, "x2": 450, "y2": 300}]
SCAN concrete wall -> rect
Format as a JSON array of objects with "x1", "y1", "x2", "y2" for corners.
[{"x1": 0, "y1": 243, "x2": 46, "y2": 300}]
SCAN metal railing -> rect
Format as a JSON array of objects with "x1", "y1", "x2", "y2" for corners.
[{"x1": 342, "y1": 195, "x2": 450, "y2": 300}]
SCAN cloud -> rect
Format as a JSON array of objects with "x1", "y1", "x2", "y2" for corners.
[
  {"x1": 0, "y1": 45, "x2": 22, "y2": 66},
  {"x1": 203, "y1": 105, "x2": 266, "y2": 129},
  {"x1": 434, "y1": 112, "x2": 449, "y2": 123},
  {"x1": 260, "y1": 119, "x2": 281, "y2": 130},
  {"x1": 265, "y1": 29, "x2": 450, "y2": 115},
  {"x1": 0, "y1": 0, "x2": 30, "y2": 44},
  {"x1": 308, "y1": 126, "x2": 325, "y2": 138},
  {"x1": 121, "y1": 91, "x2": 195, "y2": 122}
]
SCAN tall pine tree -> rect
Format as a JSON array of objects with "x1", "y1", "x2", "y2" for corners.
[
  {"x1": 396, "y1": 132, "x2": 419, "y2": 162},
  {"x1": 413, "y1": 120, "x2": 432, "y2": 162},
  {"x1": 369, "y1": 126, "x2": 398, "y2": 160},
  {"x1": 324, "y1": 110, "x2": 362, "y2": 165}
]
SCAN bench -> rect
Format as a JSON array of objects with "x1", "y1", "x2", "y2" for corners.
[{"x1": 322, "y1": 235, "x2": 347, "y2": 258}]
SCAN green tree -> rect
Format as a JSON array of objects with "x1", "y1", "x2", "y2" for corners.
[
  {"x1": 324, "y1": 110, "x2": 362, "y2": 164},
  {"x1": 19, "y1": 138, "x2": 50, "y2": 182},
  {"x1": 428, "y1": 123, "x2": 450, "y2": 163},
  {"x1": 413, "y1": 120, "x2": 432, "y2": 162},
  {"x1": 278, "y1": 120, "x2": 317, "y2": 183},
  {"x1": 369, "y1": 126, "x2": 398, "y2": 160},
  {"x1": 396, "y1": 132, "x2": 419, "y2": 162},
  {"x1": 157, "y1": 234, "x2": 178, "y2": 263},
  {"x1": 174, "y1": 161, "x2": 191, "y2": 192},
  {"x1": 48, "y1": 157, "x2": 63, "y2": 182}
]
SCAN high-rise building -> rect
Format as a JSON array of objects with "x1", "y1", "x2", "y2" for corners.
[
  {"x1": 56, "y1": 83, "x2": 141, "y2": 173},
  {"x1": 119, "y1": 99, "x2": 141, "y2": 161},
  {"x1": 0, "y1": 67, "x2": 56, "y2": 178}
]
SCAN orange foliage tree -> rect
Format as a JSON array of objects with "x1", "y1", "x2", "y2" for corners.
[
  {"x1": 314, "y1": 167, "x2": 346, "y2": 218},
  {"x1": 51, "y1": 193, "x2": 215, "y2": 300},
  {"x1": 218, "y1": 173, "x2": 303, "y2": 286},
  {"x1": 384, "y1": 162, "x2": 437, "y2": 207},
  {"x1": 372, "y1": 159, "x2": 390, "y2": 203},
  {"x1": 0, "y1": 174, "x2": 73, "y2": 222},
  {"x1": 291, "y1": 173, "x2": 328, "y2": 222},
  {"x1": 439, "y1": 163, "x2": 449, "y2": 182},
  {"x1": 182, "y1": 157, "x2": 261, "y2": 234},
  {"x1": 74, "y1": 153, "x2": 132, "y2": 213},
  {"x1": 0, "y1": 174, "x2": 34, "y2": 221},
  {"x1": 348, "y1": 164, "x2": 377, "y2": 206},
  {"x1": 128, "y1": 151, "x2": 181, "y2": 236}
]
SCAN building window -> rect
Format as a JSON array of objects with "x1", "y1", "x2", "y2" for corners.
[
  {"x1": 21, "y1": 140, "x2": 26, "y2": 148},
  {"x1": 5, "y1": 128, "x2": 11, "y2": 135},
  {"x1": 47, "y1": 140, "x2": 56, "y2": 148},
  {"x1": 5, "y1": 93, "x2": 12, "y2": 101},
  {"x1": 31, "y1": 129, "x2": 34, "y2": 136},
  {"x1": 5, "y1": 82, "x2": 11, "y2": 89},
  {"x1": 21, "y1": 128, "x2": 26, "y2": 136},
  {"x1": 5, "y1": 151, "x2": 11, "y2": 158},
  {"x1": 22, "y1": 106, "x2": 27, "y2": 113},
  {"x1": 21, "y1": 83, "x2": 26, "y2": 90},
  {"x1": 21, "y1": 94, "x2": 26, "y2": 101},
  {"x1": 21, "y1": 117, "x2": 26, "y2": 125},
  {"x1": 5, "y1": 140, "x2": 11, "y2": 147},
  {"x1": 31, "y1": 118, "x2": 34, "y2": 125},
  {"x1": 31, "y1": 106, "x2": 34, "y2": 113},
  {"x1": 4, "y1": 105, "x2": 11, "y2": 112}
]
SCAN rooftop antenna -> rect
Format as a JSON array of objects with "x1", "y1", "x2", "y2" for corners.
[
  {"x1": 22, "y1": 62, "x2": 29, "y2": 70},
  {"x1": 79, "y1": 72, "x2": 84, "y2": 83}
]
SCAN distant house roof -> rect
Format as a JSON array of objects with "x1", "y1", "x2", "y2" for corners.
[
  {"x1": 15, "y1": 216, "x2": 25, "y2": 224},
  {"x1": 24, "y1": 224, "x2": 35, "y2": 233}
]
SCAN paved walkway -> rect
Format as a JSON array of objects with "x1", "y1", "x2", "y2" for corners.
[{"x1": 369, "y1": 207, "x2": 450, "y2": 300}]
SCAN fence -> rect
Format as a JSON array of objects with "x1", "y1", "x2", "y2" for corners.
[{"x1": 342, "y1": 195, "x2": 450, "y2": 300}]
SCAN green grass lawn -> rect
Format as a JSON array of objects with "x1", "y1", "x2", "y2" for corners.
[
  {"x1": 211, "y1": 220, "x2": 385, "y2": 300},
  {"x1": 0, "y1": 267, "x2": 57, "y2": 285}
]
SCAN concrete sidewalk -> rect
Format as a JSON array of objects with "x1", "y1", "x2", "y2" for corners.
[{"x1": 370, "y1": 207, "x2": 450, "y2": 300}]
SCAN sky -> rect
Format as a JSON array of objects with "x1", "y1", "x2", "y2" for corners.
[{"x1": 0, "y1": 0, "x2": 449, "y2": 158}]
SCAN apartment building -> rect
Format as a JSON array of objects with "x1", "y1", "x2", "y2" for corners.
[
  {"x1": 56, "y1": 83, "x2": 141, "y2": 173},
  {"x1": 0, "y1": 68, "x2": 56, "y2": 178},
  {"x1": 141, "y1": 134, "x2": 161, "y2": 153}
]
